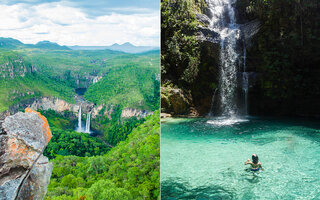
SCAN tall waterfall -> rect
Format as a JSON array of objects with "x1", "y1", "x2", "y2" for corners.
[
  {"x1": 242, "y1": 41, "x2": 248, "y2": 116},
  {"x1": 208, "y1": 0, "x2": 241, "y2": 117},
  {"x1": 93, "y1": 77, "x2": 98, "y2": 84},
  {"x1": 85, "y1": 113, "x2": 91, "y2": 133},
  {"x1": 77, "y1": 107, "x2": 82, "y2": 132},
  {"x1": 77, "y1": 107, "x2": 91, "y2": 133}
]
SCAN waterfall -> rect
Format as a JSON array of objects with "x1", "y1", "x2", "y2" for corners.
[
  {"x1": 77, "y1": 107, "x2": 83, "y2": 132},
  {"x1": 85, "y1": 113, "x2": 91, "y2": 133},
  {"x1": 76, "y1": 107, "x2": 91, "y2": 133},
  {"x1": 208, "y1": 0, "x2": 240, "y2": 117},
  {"x1": 242, "y1": 41, "x2": 249, "y2": 115},
  {"x1": 93, "y1": 77, "x2": 98, "y2": 84},
  {"x1": 208, "y1": 88, "x2": 218, "y2": 117}
]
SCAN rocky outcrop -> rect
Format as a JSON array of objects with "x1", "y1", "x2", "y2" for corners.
[
  {"x1": 196, "y1": 14, "x2": 220, "y2": 44},
  {"x1": 0, "y1": 108, "x2": 52, "y2": 200},
  {"x1": 161, "y1": 86, "x2": 198, "y2": 116},
  {"x1": 0, "y1": 56, "x2": 33, "y2": 79},
  {"x1": 91, "y1": 104, "x2": 116, "y2": 120},
  {"x1": 31, "y1": 97, "x2": 80, "y2": 113},
  {"x1": 121, "y1": 108, "x2": 153, "y2": 119},
  {"x1": 9, "y1": 96, "x2": 94, "y2": 116}
]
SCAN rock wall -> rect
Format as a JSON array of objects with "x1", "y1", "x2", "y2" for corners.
[
  {"x1": 0, "y1": 108, "x2": 52, "y2": 200},
  {"x1": 9, "y1": 96, "x2": 94, "y2": 116},
  {"x1": 161, "y1": 85, "x2": 199, "y2": 117},
  {"x1": 0, "y1": 56, "x2": 33, "y2": 79},
  {"x1": 121, "y1": 108, "x2": 153, "y2": 119}
]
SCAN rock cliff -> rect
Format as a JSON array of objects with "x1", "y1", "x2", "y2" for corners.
[
  {"x1": 0, "y1": 56, "x2": 33, "y2": 79},
  {"x1": 0, "y1": 108, "x2": 52, "y2": 200},
  {"x1": 121, "y1": 108, "x2": 153, "y2": 119}
]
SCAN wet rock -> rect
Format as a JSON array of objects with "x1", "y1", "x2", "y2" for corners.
[
  {"x1": 239, "y1": 19, "x2": 261, "y2": 48},
  {"x1": 196, "y1": 14, "x2": 211, "y2": 26},
  {"x1": 196, "y1": 26, "x2": 220, "y2": 44},
  {"x1": 0, "y1": 108, "x2": 52, "y2": 200},
  {"x1": 160, "y1": 113, "x2": 172, "y2": 118}
]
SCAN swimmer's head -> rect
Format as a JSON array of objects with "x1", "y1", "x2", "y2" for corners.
[{"x1": 252, "y1": 154, "x2": 259, "y2": 164}]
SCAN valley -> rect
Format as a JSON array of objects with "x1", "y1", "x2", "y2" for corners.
[{"x1": 0, "y1": 37, "x2": 160, "y2": 199}]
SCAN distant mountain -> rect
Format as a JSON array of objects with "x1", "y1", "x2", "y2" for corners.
[
  {"x1": 0, "y1": 37, "x2": 24, "y2": 49},
  {"x1": 68, "y1": 42, "x2": 159, "y2": 54},
  {"x1": 0, "y1": 37, "x2": 70, "y2": 50},
  {"x1": 34, "y1": 41, "x2": 70, "y2": 50},
  {"x1": 0, "y1": 37, "x2": 158, "y2": 53}
]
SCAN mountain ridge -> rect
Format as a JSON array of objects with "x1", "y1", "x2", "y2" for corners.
[
  {"x1": 68, "y1": 42, "x2": 159, "y2": 53},
  {"x1": 0, "y1": 37, "x2": 159, "y2": 53}
]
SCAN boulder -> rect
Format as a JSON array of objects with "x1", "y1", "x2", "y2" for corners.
[
  {"x1": 196, "y1": 14, "x2": 211, "y2": 26},
  {"x1": 161, "y1": 86, "x2": 192, "y2": 115},
  {"x1": 0, "y1": 108, "x2": 52, "y2": 200},
  {"x1": 196, "y1": 26, "x2": 220, "y2": 44}
]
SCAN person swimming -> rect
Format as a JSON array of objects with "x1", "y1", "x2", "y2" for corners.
[{"x1": 245, "y1": 154, "x2": 263, "y2": 172}]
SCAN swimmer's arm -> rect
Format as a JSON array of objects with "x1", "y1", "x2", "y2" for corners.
[
  {"x1": 259, "y1": 163, "x2": 264, "y2": 171},
  {"x1": 245, "y1": 159, "x2": 252, "y2": 165}
]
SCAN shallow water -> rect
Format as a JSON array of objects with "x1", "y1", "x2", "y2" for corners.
[{"x1": 161, "y1": 117, "x2": 320, "y2": 199}]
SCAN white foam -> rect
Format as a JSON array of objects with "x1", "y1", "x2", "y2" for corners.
[{"x1": 207, "y1": 117, "x2": 248, "y2": 126}]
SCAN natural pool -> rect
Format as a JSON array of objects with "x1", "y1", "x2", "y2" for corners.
[{"x1": 161, "y1": 117, "x2": 320, "y2": 199}]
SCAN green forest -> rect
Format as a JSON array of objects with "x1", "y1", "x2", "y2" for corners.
[
  {"x1": 0, "y1": 37, "x2": 160, "y2": 199},
  {"x1": 44, "y1": 111, "x2": 160, "y2": 200},
  {"x1": 0, "y1": 38, "x2": 160, "y2": 112}
]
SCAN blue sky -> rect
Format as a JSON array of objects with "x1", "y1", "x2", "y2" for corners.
[{"x1": 0, "y1": 0, "x2": 160, "y2": 46}]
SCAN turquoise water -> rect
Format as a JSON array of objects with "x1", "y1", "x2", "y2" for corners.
[{"x1": 161, "y1": 117, "x2": 320, "y2": 199}]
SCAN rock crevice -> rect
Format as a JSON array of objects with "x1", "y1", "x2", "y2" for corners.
[{"x1": 0, "y1": 109, "x2": 52, "y2": 200}]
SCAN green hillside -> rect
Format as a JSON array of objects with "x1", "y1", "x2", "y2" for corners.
[
  {"x1": 84, "y1": 61, "x2": 160, "y2": 110},
  {"x1": 0, "y1": 74, "x2": 74, "y2": 112},
  {"x1": 0, "y1": 38, "x2": 160, "y2": 112},
  {"x1": 45, "y1": 110, "x2": 160, "y2": 200}
]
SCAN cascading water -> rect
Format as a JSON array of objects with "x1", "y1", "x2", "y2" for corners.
[
  {"x1": 77, "y1": 107, "x2": 83, "y2": 132},
  {"x1": 207, "y1": 0, "x2": 241, "y2": 117},
  {"x1": 93, "y1": 77, "x2": 98, "y2": 84},
  {"x1": 85, "y1": 113, "x2": 91, "y2": 133},
  {"x1": 208, "y1": 88, "x2": 218, "y2": 117},
  {"x1": 76, "y1": 107, "x2": 91, "y2": 133},
  {"x1": 242, "y1": 41, "x2": 249, "y2": 116}
]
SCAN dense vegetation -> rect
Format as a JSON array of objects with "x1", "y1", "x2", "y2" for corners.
[
  {"x1": 40, "y1": 110, "x2": 110, "y2": 159},
  {"x1": 84, "y1": 65, "x2": 160, "y2": 111},
  {"x1": 161, "y1": 0, "x2": 204, "y2": 85},
  {"x1": 1, "y1": 37, "x2": 160, "y2": 199},
  {"x1": 44, "y1": 127, "x2": 111, "y2": 159},
  {"x1": 0, "y1": 38, "x2": 160, "y2": 112},
  {"x1": 92, "y1": 106, "x2": 146, "y2": 146},
  {"x1": 161, "y1": 0, "x2": 221, "y2": 115},
  {"x1": 236, "y1": 0, "x2": 320, "y2": 116},
  {"x1": 40, "y1": 109, "x2": 74, "y2": 130},
  {"x1": 0, "y1": 74, "x2": 74, "y2": 112},
  {"x1": 45, "y1": 111, "x2": 160, "y2": 200}
]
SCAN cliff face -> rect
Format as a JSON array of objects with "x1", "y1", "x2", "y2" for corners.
[
  {"x1": 0, "y1": 108, "x2": 52, "y2": 200},
  {"x1": 121, "y1": 108, "x2": 153, "y2": 119},
  {"x1": 9, "y1": 97, "x2": 93, "y2": 116},
  {"x1": 0, "y1": 56, "x2": 33, "y2": 79},
  {"x1": 8, "y1": 96, "x2": 153, "y2": 121}
]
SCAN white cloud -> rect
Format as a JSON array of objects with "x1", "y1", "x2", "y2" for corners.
[{"x1": 0, "y1": 2, "x2": 160, "y2": 46}]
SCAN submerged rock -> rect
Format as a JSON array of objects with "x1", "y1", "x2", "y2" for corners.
[{"x1": 0, "y1": 108, "x2": 52, "y2": 200}]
